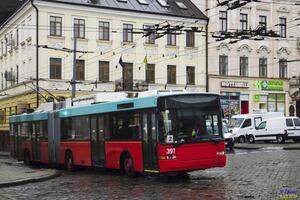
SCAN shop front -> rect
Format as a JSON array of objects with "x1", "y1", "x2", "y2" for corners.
[{"x1": 209, "y1": 75, "x2": 290, "y2": 119}]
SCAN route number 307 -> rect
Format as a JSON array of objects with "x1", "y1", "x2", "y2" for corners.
[{"x1": 166, "y1": 148, "x2": 176, "y2": 155}]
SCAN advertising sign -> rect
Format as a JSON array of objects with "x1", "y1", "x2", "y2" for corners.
[{"x1": 255, "y1": 80, "x2": 284, "y2": 91}]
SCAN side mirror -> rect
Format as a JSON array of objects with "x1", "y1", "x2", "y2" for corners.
[{"x1": 229, "y1": 130, "x2": 232, "y2": 133}]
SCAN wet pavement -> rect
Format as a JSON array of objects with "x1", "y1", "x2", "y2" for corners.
[
  {"x1": 0, "y1": 149, "x2": 299, "y2": 200},
  {"x1": 0, "y1": 158, "x2": 60, "y2": 188}
]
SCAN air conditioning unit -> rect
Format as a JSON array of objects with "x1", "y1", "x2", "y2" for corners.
[{"x1": 297, "y1": 38, "x2": 300, "y2": 51}]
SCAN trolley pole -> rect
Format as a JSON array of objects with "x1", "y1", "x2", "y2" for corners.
[{"x1": 71, "y1": 37, "x2": 77, "y2": 103}]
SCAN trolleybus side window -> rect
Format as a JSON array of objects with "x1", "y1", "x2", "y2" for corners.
[
  {"x1": 61, "y1": 116, "x2": 90, "y2": 140},
  {"x1": 21, "y1": 122, "x2": 30, "y2": 140},
  {"x1": 41, "y1": 121, "x2": 48, "y2": 141},
  {"x1": 110, "y1": 112, "x2": 141, "y2": 141}
]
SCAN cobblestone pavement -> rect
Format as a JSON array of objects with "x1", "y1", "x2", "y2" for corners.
[
  {"x1": 0, "y1": 149, "x2": 299, "y2": 200},
  {"x1": 235, "y1": 139, "x2": 300, "y2": 150},
  {"x1": 0, "y1": 158, "x2": 60, "y2": 187}
]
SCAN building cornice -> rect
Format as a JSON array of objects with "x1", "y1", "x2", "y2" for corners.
[
  {"x1": 208, "y1": 74, "x2": 290, "y2": 81},
  {"x1": 36, "y1": 0, "x2": 208, "y2": 25}
]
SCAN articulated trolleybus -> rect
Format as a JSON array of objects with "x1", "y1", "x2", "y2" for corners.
[{"x1": 9, "y1": 90, "x2": 226, "y2": 176}]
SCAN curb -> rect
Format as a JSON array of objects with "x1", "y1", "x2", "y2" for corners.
[
  {"x1": 282, "y1": 147, "x2": 300, "y2": 150},
  {"x1": 234, "y1": 146, "x2": 260, "y2": 150},
  {"x1": 234, "y1": 146, "x2": 300, "y2": 150},
  {"x1": 0, "y1": 170, "x2": 61, "y2": 188}
]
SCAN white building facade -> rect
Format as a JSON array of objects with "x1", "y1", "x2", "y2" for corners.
[
  {"x1": 0, "y1": 0, "x2": 208, "y2": 150},
  {"x1": 192, "y1": 0, "x2": 300, "y2": 118},
  {"x1": 0, "y1": 0, "x2": 208, "y2": 97}
]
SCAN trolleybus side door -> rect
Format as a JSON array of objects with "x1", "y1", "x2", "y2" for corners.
[
  {"x1": 142, "y1": 112, "x2": 159, "y2": 172},
  {"x1": 32, "y1": 122, "x2": 41, "y2": 161},
  {"x1": 90, "y1": 116, "x2": 105, "y2": 167}
]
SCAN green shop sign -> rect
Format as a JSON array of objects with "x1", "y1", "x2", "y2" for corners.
[
  {"x1": 254, "y1": 94, "x2": 261, "y2": 102},
  {"x1": 255, "y1": 80, "x2": 284, "y2": 91}
]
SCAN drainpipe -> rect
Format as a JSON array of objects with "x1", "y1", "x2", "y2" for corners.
[
  {"x1": 205, "y1": 21, "x2": 209, "y2": 92},
  {"x1": 30, "y1": 0, "x2": 39, "y2": 107}
]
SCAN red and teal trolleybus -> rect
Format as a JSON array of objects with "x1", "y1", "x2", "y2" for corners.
[{"x1": 9, "y1": 91, "x2": 226, "y2": 176}]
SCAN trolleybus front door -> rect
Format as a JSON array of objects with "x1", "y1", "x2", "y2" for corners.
[
  {"x1": 32, "y1": 122, "x2": 41, "y2": 161},
  {"x1": 90, "y1": 116, "x2": 105, "y2": 167},
  {"x1": 142, "y1": 113, "x2": 159, "y2": 172}
]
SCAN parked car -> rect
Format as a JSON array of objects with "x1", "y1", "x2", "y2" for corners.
[
  {"x1": 228, "y1": 112, "x2": 284, "y2": 143},
  {"x1": 246, "y1": 117, "x2": 300, "y2": 143},
  {"x1": 285, "y1": 117, "x2": 300, "y2": 143},
  {"x1": 223, "y1": 124, "x2": 235, "y2": 150}
]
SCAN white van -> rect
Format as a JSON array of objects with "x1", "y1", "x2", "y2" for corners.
[
  {"x1": 228, "y1": 112, "x2": 284, "y2": 143},
  {"x1": 284, "y1": 117, "x2": 300, "y2": 142},
  {"x1": 247, "y1": 117, "x2": 300, "y2": 143}
]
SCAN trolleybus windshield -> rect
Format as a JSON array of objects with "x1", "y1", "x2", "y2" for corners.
[{"x1": 158, "y1": 94, "x2": 223, "y2": 144}]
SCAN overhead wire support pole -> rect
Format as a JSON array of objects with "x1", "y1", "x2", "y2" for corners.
[
  {"x1": 71, "y1": 37, "x2": 77, "y2": 104},
  {"x1": 30, "y1": 0, "x2": 39, "y2": 108}
]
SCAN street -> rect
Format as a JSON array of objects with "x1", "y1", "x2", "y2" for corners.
[{"x1": 0, "y1": 149, "x2": 299, "y2": 200}]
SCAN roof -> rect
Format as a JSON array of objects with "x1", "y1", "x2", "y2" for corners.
[
  {"x1": 0, "y1": 0, "x2": 24, "y2": 25},
  {"x1": 9, "y1": 112, "x2": 49, "y2": 123},
  {"x1": 40, "y1": 0, "x2": 208, "y2": 20},
  {"x1": 58, "y1": 92, "x2": 219, "y2": 118}
]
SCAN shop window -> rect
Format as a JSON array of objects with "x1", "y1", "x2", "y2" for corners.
[
  {"x1": 221, "y1": 92, "x2": 240, "y2": 119},
  {"x1": 268, "y1": 94, "x2": 285, "y2": 113}
]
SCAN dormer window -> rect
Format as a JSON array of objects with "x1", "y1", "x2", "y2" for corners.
[
  {"x1": 137, "y1": 0, "x2": 148, "y2": 5},
  {"x1": 157, "y1": 0, "x2": 169, "y2": 7},
  {"x1": 175, "y1": 1, "x2": 187, "y2": 9}
]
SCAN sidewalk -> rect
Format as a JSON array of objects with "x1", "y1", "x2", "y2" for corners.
[
  {"x1": 0, "y1": 157, "x2": 61, "y2": 188},
  {"x1": 234, "y1": 140, "x2": 300, "y2": 150}
]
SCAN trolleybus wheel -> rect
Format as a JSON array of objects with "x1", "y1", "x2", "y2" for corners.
[
  {"x1": 65, "y1": 151, "x2": 74, "y2": 171},
  {"x1": 122, "y1": 154, "x2": 136, "y2": 177}
]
